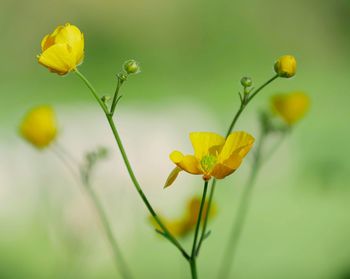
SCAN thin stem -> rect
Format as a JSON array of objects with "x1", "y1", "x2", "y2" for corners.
[
  {"x1": 84, "y1": 180, "x2": 133, "y2": 279},
  {"x1": 218, "y1": 130, "x2": 265, "y2": 279},
  {"x1": 196, "y1": 74, "x2": 279, "y2": 255},
  {"x1": 51, "y1": 145, "x2": 81, "y2": 185},
  {"x1": 51, "y1": 145, "x2": 133, "y2": 279},
  {"x1": 74, "y1": 69, "x2": 109, "y2": 114},
  {"x1": 191, "y1": 181, "x2": 209, "y2": 256},
  {"x1": 110, "y1": 77, "x2": 123, "y2": 116},
  {"x1": 74, "y1": 70, "x2": 190, "y2": 260},
  {"x1": 189, "y1": 180, "x2": 209, "y2": 279},
  {"x1": 226, "y1": 75, "x2": 278, "y2": 136},
  {"x1": 246, "y1": 75, "x2": 279, "y2": 105},
  {"x1": 262, "y1": 130, "x2": 288, "y2": 163},
  {"x1": 195, "y1": 179, "x2": 216, "y2": 255}
]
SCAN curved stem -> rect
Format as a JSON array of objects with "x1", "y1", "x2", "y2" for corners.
[
  {"x1": 51, "y1": 145, "x2": 133, "y2": 279},
  {"x1": 189, "y1": 180, "x2": 209, "y2": 279},
  {"x1": 196, "y1": 74, "x2": 278, "y2": 255},
  {"x1": 74, "y1": 69, "x2": 190, "y2": 260},
  {"x1": 74, "y1": 69, "x2": 109, "y2": 114}
]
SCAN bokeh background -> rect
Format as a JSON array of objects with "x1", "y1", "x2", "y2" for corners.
[{"x1": 1, "y1": 0, "x2": 350, "y2": 278}]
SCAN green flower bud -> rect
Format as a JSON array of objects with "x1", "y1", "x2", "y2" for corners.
[
  {"x1": 101, "y1": 95, "x2": 111, "y2": 102},
  {"x1": 123, "y1": 60, "x2": 140, "y2": 75},
  {"x1": 240, "y1": 77, "x2": 252, "y2": 88}
]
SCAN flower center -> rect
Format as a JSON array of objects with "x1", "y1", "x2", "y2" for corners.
[{"x1": 200, "y1": 154, "x2": 217, "y2": 172}]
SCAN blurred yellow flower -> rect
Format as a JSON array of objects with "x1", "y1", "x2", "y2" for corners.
[
  {"x1": 37, "y1": 23, "x2": 84, "y2": 75},
  {"x1": 271, "y1": 92, "x2": 310, "y2": 125},
  {"x1": 152, "y1": 196, "x2": 217, "y2": 237},
  {"x1": 20, "y1": 106, "x2": 57, "y2": 148},
  {"x1": 274, "y1": 55, "x2": 296, "y2": 78},
  {"x1": 165, "y1": 132, "x2": 255, "y2": 187}
]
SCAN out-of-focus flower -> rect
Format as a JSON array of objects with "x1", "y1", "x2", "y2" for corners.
[
  {"x1": 274, "y1": 55, "x2": 296, "y2": 78},
  {"x1": 165, "y1": 132, "x2": 255, "y2": 187},
  {"x1": 271, "y1": 92, "x2": 310, "y2": 125},
  {"x1": 20, "y1": 106, "x2": 57, "y2": 148},
  {"x1": 37, "y1": 23, "x2": 84, "y2": 75},
  {"x1": 151, "y1": 196, "x2": 217, "y2": 237}
]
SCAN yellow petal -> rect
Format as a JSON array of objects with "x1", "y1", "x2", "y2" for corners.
[
  {"x1": 20, "y1": 106, "x2": 57, "y2": 148},
  {"x1": 271, "y1": 92, "x2": 310, "y2": 125},
  {"x1": 170, "y1": 150, "x2": 184, "y2": 163},
  {"x1": 54, "y1": 23, "x2": 84, "y2": 64},
  {"x1": 41, "y1": 34, "x2": 54, "y2": 52},
  {"x1": 38, "y1": 44, "x2": 76, "y2": 75},
  {"x1": 170, "y1": 151, "x2": 202, "y2": 175},
  {"x1": 184, "y1": 196, "x2": 217, "y2": 229},
  {"x1": 54, "y1": 23, "x2": 83, "y2": 45},
  {"x1": 166, "y1": 219, "x2": 190, "y2": 237},
  {"x1": 41, "y1": 25, "x2": 64, "y2": 51},
  {"x1": 73, "y1": 34, "x2": 84, "y2": 65},
  {"x1": 218, "y1": 131, "x2": 255, "y2": 162},
  {"x1": 190, "y1": 132, "x2": 225, "y2": 159},
  {"x1": 164, "y1": 167, "x2": 182, "y2": 188},
  {"x1": 210, "y1": 163, "x2": 237, "y2": 179}
]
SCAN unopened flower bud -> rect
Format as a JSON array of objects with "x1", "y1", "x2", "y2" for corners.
[
  {"x1": 240, "y1": 77, "x2": 252, "y2": 88},
  {"x1": 123, "y1": 60, "x2": 140, "y2": 75},
  {"x1": 274, "y1": 55, "x2": 296, "y2": 78},
  {"x1": 101, "y1": 95, "x2": 111, "y2": 102}
]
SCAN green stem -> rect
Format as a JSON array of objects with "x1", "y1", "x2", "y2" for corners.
[
  {"x1": 195, "y1": 179, "x2": 216, "y2": 255},
  {"x1": 189, "y1": 180, "x2": 209, "y2": 279},
  {"x1": 110, "y1": 77, "x2": 123, "y2": 116},
  {"x1": 218, "y1": 130, "x2": 265, "y2": 279},
  {"x1": 74, "y1": 69, "x2": 108, "y2": 114},
  {"x1": 52, "y1": 145, "x2": 132, "y2": 279},
  {"x1": 74, "y1": 69, "x2": 190, "y2": 260},
  {"x1": 196, "y1": 74, "x2": 278, "y2": 255},
  {"x1": 190, "y1": 258, "x2": 198, "y2": 279},
  {"x1": 225, "y1": 75, "x2": 278, "y2": 136},
  {"x1": 85, "y1": 181, "x2": 133, "y2": 279}
]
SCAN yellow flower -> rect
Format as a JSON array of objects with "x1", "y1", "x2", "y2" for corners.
[
  {"x1": 271, "y1": 92, "x2": 310, "y2": 125},
  {"x1": 37, "y1": 23, "x2": 84, "y2": 75},
  {"x1": 165, "y1": 131, "x2": 255, "y2": 187},
  {"x1": 20, "y1": 106, "x2": 57, "y2": 148},
  {"x1": 274, "y1": 55, "x2": 296, "y2": 78},
  {"x1": 151, "y1": 196, "x2": 217, "y2": 238}
]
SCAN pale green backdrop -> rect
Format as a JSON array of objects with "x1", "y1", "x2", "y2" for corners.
[{"x1": 0, "y1": 0, "x2": 350, "y2": 278}]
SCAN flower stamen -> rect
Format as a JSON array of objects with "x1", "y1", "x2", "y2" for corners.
[{"x1": 200, "y1": 154, "x2": 217, "y2": 173}]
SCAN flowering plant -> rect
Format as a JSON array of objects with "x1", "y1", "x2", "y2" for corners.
[{"x1": 20, "y1": 23, "x2": 309, "y2": 279}]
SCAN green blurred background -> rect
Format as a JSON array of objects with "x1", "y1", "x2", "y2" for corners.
[{"x1": 1, "y1": 0, "x2": 350, "y2": 278}]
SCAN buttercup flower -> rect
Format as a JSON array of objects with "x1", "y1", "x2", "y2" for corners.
[
  {"x1": 165, "y1": 132, "x2": 255, "y2": 187},
  {"x1": 271, "y1": 92, "x2": 310, "y2": 125},
  {"x1": 151, "y1": 196, "x2": 217, "y2": 237},
  {"x1": 20, "y1": 106, "x2": 57, "y2": 148},
  {"x1": 274, "y1": 55, "x2": 296, "y2": 78},
  {"x1": 37, "y1": 23, "x2": 84, "y2": 75}
]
